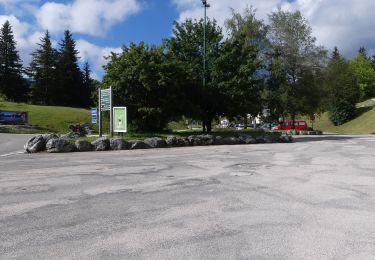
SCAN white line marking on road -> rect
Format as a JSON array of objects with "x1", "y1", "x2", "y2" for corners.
[{"x1": 0, "y1": 151, "x2": 25, "y2": 157}]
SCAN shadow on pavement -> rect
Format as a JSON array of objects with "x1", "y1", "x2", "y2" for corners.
[{"x1": 293, "y1": 135, "x2": 360, "y2": 143}]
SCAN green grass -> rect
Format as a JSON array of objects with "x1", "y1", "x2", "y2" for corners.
[
  {"x1": 0, "y1": 101, "x2": 91, "y2": 133},
  {"x1": 314, "y1": 99, "x2": 375, "y2": 134}
]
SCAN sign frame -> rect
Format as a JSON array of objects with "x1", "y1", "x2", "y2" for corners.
[{"x1": 113, "y1": 107, "x2": 127, "y2": 133}]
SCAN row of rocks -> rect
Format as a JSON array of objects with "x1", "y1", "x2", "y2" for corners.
[
  {"x1": 284, "y1": 130, "x2": 323, "y2": 135},
  {"x1": 24, "y1": 133, "x2": 293, "y2": 153}
]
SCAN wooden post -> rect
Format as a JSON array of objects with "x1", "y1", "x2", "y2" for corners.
[{"x1": 109, "y1": 86, "x2": 113, "y2": 137}]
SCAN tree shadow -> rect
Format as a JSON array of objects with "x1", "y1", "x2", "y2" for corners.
[
  {"x1": 354, "y1": 105, "x2": 374, "y2": 118},
  {"x1": 294, "y1": 135, "x2": 359, "y2": 143}
]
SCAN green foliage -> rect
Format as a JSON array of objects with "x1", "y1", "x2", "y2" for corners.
[
  {"x1": 28, "y1": 30, "x2": 58, "y2": 105},
  {"x1": 267, "y1": 10, "x2": 327, "y2": 121},
  {"x1": 213, "y1": 8, "x2": 266, "y2": 119},
  {"x1": 103, "y1": 42, "x2": 191, "y2": 132},
  {"x1": 323, "y1": 47, "x2": 360, "y2": 125},
  {"x1": 0, "y1": 21, "x2": 28, "y2": 102},
  {"x1": 349, "y1": 49, "x2": 375, "y2": 98},
  {"x1": 167, "y1": 18, "x2": 224, "y2": 132},
  {"x1": 329, "y1": 101, "x2": 356, "y2": 126}
]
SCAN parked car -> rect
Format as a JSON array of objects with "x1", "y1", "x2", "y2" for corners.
[{"x1": 272, "y1": 120, "x2": 308, "y2": 130}]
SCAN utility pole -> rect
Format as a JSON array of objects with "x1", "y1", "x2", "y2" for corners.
[{"x1": 202, "y1": 0, "x2": 210, "y2": 88}]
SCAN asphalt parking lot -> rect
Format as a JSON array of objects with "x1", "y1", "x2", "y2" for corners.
[{"x1": 1, "y1": 135, "x2": 375, "y2": 259}]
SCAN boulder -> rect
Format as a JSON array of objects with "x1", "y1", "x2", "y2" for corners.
[
  {"x1": 166, "y1": 136, "x2": 177, "y2": 146},
  {"x1": 46, "y1": 138, "x2": 76, "y2": 153},
  {"x1": 110, "y1": 138, "x2": 131, "y2": 150},
  {"x1": 255, "y1": 136, "x2": 265, "y2": 143},
  {"x1": 75, "y1": 140, "x2": 93, "y2": 152},
  {"x1": 263, "y1": 135, "x2": 274, "y2": 143},
  {"x1": 42, "y1": 133, "x2": 59, "y2": 142},
  {"x1": 214, "y1": 136, "x2": 225, "y2": 145},
  {"x1": 198, "y1": 134, "x2": 215, "y2": 145},
  {"x1": 237, "y1": 134, "x2": 257, "y2": 144},
  {"x1": 176, "y1": 137, "x2": 189, "y2": 146},
  {"x1": 129, "y1": 140, "x2": 150, "y2": 150},
  {"x1": 91, "y1": 137, "x2": 110, "y2": 151},
  {"x1": 61, "y1": 131, "x2": 82, "y2": 139},
  {"x1": 187, "y1": 135, "x2": 203, "y2": 146},
  {"x1": 280, "y1": 135, "x2": 293, "y2": 143},
  {"x1": 24, "y1": 135, "x2": 46, "y2": 153},
  {"x1": 144, "y1": 137, "x2": 167, "y2": 148},
  {"x1": 222, "y1": 136, "x2": 241, "y2": 145}
]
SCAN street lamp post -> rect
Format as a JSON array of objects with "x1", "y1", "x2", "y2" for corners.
[{"x1": 202, "y1": 0, "x2": 210, "y2": 88}]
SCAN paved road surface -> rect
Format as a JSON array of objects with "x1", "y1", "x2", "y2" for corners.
[
  {"x1": 1, "y1": 135, "x2": 375, "y2": 259},
  {"x1": 0, "y1": 134, "x2": 33, "y2": 156}
]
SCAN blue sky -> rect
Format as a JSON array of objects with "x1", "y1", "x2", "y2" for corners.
[{"x1": 1, "y1": 0, "x2": 375, "y2": 79}]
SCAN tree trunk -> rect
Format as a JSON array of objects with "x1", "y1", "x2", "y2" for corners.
[
  {"x1": 291, "y1": 113, "x2": 296, "y2": 130},
  {"x1": 244, "y1": 114, "x2": 248, "y2": 129}
]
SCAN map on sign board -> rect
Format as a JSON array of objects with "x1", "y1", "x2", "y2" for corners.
[{"x1": 113, "y1": 107, "x2": 127, "y2": 133}]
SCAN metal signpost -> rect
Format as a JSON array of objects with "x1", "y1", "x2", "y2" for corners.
[
  {"x1": 98, "y1": 86, "x2": 113, "y2": 137},
  {"x1": 113, "y1": 107, "x2": 127, "y2": 133}
]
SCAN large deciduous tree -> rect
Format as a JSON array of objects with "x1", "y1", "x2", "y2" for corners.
[
  {"x1": 167, "y1": 19, "x2": 223, "y2": 133},
  {"x1": 212, "y1": 8, "x2": 266, "y2": 127},
  {"x1": 268, "y1": 10, "x2": 326, "y2": 126},
  {"x1": 103, "y1": 42, "x2": 192, "y2": 132},
  {"x1": 0, "y1": 21, "x2": 28, "y2": 102}
]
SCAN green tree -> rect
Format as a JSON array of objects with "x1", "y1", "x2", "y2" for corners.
[
  {"x1": 0, "y1": 21, "x2": 28, "y2": 101},
  {"x1": 56, "y1": 30, "x2": 84, "y2": 107},
  {"x1": 212, "y1": 8, "x2": 266, "y2": 127},
  {"x1": 103, "y1": 42, "x2": 192, "y2": 132},
  {"x1": 268, "y1": 10, "x2": 326, "y2": 126},
  {"x1": 82, "y1": 62, "x2": 95, "y2": 107},
  {"x1": 323, "y1": 47, "x2": 360, "y2": 125},
  {"x1": 167, "y1": 19, "x2": 223, "y2": 132},
  {"x1": 349, "y1": 49, "x2": 375, "y2": 98},
  {"x1": 28, "y1": 30, "x2": 58, "y2": 105}
]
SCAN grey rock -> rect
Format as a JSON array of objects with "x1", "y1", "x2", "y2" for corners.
[
  {"x1": 280, "y1": 135, "x2": 293, "y2": 143},
  {"x1": 166, "y1": 136, "x2": 177, "y2": 146},
  {"x1": 255, "y1": 136, "x2": 266, "y2": 143},
  {"x1": 187, "y1": 135, "x2": 203, "y2": 146},
  {"x1": 144, "y1": 137, "x2": 167, "y2": 148},
  {"x1": 237, "y1": 134, "x2": 257, "y2": 144},
  {"x1": 42, "y1": 133, "x2": 59, "y2": 143},
  {"x1": 263, "y1": 135, "x2": 274, "y2": 143},
  {"x1": 46, "y1": 138, "x2": 76, "y2": 153},
  {"x1": 75, "y1": 140, "x2": 93, "y2": 152},
  {"x1": 91, "y1": 138, "x2": 110, "y2": 151},
  {"x1": 129, "y1": 140, "x2": 150, "y2": 150},
  {"x1": 24, "y1": 135, "x2": 46, "y2": 153},
  {"x1": 214, "y1": 136, "x2": 225, "y2": 145},
  {"x1": 222, "y1": 137, "x2": 241, "y2": 145},
  {"x1": 110, "y1": 138, "x2": 131, "y2": 150},
  {"x1": 198, "y1": 134, "x2": 215, "y2": 145},
  {"x1": 61, "y1": 132, "x2": 83, "y2": 139}
]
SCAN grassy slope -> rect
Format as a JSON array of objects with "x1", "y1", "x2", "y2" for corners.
[
  {"x1": 0, "y1": 101, "x2": 91, "y2": 133},
  {"x1": 314, "y1": 99, "x2": 375, "y2": 134}
]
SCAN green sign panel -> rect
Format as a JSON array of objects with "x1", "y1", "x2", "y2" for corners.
[
  {"x1": 113, "y1": 107, "x2": 127, "y2": 133},
  {"x1": 100, "y1": 89, "x2": 111, "y2": 111}
]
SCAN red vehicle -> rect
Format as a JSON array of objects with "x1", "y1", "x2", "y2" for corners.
[{"x1": 272, "y1": 120, "x2": 308, "y2": 130}]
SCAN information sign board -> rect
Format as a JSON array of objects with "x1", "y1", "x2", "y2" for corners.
[{"x1": 113, "y1": 107, "x2": 127, "y2": 133}]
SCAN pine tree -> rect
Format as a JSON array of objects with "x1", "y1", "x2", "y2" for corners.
[
  {"x1": 0, "y1": 21, "x2": 28, "y2": 101},
  {"x1": 82, "y1": 62, "x2": 94, "y2": 107},
  {"x1": 56, "y1": 30, "x2": 83, "y2": 107},
  {"x1": 28, "y1": 30, "x2": 58, "y2": 105}
]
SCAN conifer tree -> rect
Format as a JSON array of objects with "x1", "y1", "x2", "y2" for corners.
[
  {"x1": 28, "y1": 30, "x2": 58, "y2": 104},
  {"x1": 82, "y1": 62, "x2": 94, "y2": 107},
  {"x1": 0, "y1": 21, "x2": 28, "y2": 101},
  {"x1": 56, "y1": 30, "x2": 83, "y2": 107}
]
